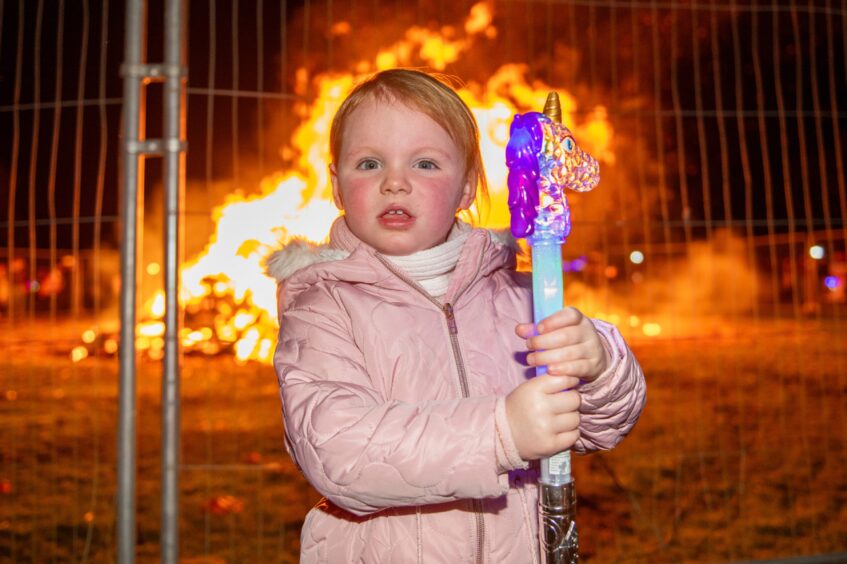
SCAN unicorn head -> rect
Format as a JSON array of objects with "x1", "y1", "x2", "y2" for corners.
[{"x1": 506, "y1": 112, "x2": 599, "y2": 241}]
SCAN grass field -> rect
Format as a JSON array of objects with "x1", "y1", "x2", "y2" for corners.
[{"x1": 1, "y1": 316, "x2": 846, "y2": 562}]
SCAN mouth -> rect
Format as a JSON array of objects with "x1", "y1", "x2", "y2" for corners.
[
  {"x1": 378, "y1": 206, "x2": 415, "y2": 227},
  {"x1": 379, "y1": 206, "x2": 414, "y2": 219}
]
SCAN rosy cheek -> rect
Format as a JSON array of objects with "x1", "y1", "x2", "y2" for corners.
[
  {"x1": 338, "y1": 179, "x2": 370, "y2": 207},
  {"x1": 425, "y1": 180, "x2": 463, "y2": 211}
]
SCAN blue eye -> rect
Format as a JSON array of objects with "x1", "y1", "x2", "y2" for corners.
[
  {"x1": 357, "y1": 159, "x2": 380, "y2": 170},
  {"x1": 564, "y1": 137, "x2": 575, "y2": 152},
  {"x1": 416, "y1": 160, "x2": 438, "y2": 170}
]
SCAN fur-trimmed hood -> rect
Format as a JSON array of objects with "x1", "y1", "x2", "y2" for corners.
[
  {"x1": 264, "y1": 217, "x2": 519, "y2": 284},
  {"x1": 265, "y1": 237, "x2": 350, "y2": 284}
]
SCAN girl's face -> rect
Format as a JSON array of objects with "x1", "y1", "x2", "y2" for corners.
[{"x1": 330, "y1": 97, "x2": 475, "y2": 256}]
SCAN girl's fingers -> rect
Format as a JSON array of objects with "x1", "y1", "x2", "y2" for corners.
[
  {"x1": 539, "y1": 375, "x2": 581, "y2": 394},
  {"x1": 537, "y1": 307, "x2": 583, "y2": 333},
  {"x1": 539, "y1": 386, "x2": 581, "y2": 413},
  {"x1": 552, "y1": 429, "x2": 580, "y2": 453},
  {"x1": 547, "y1": 360, "x2": 594, "y2": 378},
  {"x1": 517, "y1": 308, "x2": 585, "y2": 340},
  {"x1": 515, "y1": 322, "x2": 536, "y2": 339},
  {"x1": 528, "y1": 321, "x2": 595, "y2": 352},
  {"x1": 551, "y1": 389, "x2": 581, "y2": 412},
  {"x1": 551, "y1": 412, "x2": 580, "y2": 434},
  {"x1": 527, "y1": 329, "x2": 577, "y2": 352},
  {"x1": 528, "y1": 342, "x2": 589, "y2": 366}
]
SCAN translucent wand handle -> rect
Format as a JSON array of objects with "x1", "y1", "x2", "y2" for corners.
[
  {"x1": 530, "y1": 239, "x2": 569, "y2": 484},
  {"x1": 531, "y1": 235, "x2": 578, "y2": 564}
]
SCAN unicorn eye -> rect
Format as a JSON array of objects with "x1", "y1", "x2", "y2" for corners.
[{"x1": 564, "y1": 137, "x2": 575, "y2": 153}]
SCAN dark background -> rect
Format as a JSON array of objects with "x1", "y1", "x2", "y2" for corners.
[{"x1": 1, "y1": 1, "x2": 845, "y2": 250}]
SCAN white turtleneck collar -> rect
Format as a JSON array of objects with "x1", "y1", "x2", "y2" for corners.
[{"x1": 380, "y1": 221, "x2": 471, "y2": 298}]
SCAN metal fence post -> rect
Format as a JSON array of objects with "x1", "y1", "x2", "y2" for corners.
[
  {"x1": 118, "y1": 0, "x2": 187, "y2": 562},
  {"x1": 117, "y1": 0, "x2": 146, "y2": 561},
  {"x1": 161, "y1": 0, "x2": 187, "y2": 562}
]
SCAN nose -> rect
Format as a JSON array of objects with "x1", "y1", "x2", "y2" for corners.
[{"x1": 380, "y1": 168, "x2": 410, "y2": 195}]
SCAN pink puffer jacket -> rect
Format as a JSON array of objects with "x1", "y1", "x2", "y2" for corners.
[{"x1": 268, "y1": 218, "x2": 646, "y2": 563}]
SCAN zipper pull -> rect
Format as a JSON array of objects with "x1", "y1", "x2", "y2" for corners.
[{"x1": 443, "y1": 303, "x2": 458, "y2": 334}]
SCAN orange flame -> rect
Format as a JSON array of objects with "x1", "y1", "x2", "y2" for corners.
[{"x1": 141, "y1": 1, "x2": 618, "y2": 363}]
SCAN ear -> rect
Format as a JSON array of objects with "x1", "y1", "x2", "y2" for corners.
[
  {"x1": 329, "y1": 164, "x2": 344, "y2": 210},
  {"x1": 457, "y1": 178, "x2": 476, "y2": 210}
]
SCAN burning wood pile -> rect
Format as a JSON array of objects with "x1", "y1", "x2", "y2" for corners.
[{"x1": 74, "y1": 2, "x2": 621, "y2": 365}]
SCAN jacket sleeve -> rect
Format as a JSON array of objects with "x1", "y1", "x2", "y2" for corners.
[
  {"x1": 274, "y1": 286, "x2": 508, "y2": 516},
  {"x1": 573, "y1": 318, "x2": 646, "y2": 453}
]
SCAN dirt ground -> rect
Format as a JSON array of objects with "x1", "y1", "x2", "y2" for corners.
[{"x1": 1, "y1": 316, "x2": 846, "y2": 562}]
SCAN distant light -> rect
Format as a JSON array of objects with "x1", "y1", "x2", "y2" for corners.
[
  {"x1": 571, "y1": 256, "x2": 587, "y2": 272},
  {"x1": 329, "y1": 21, "x2": 352, "y2": 36},
  {"x1": 146, "y1": 262, "x2": 161, "y2": 276},
  {"x1": 629, "y1": 250, "x2": 645, "y2": 264},
  {"x1": 81, "y1": 330, "x2": 96, "y2": 344},
  {"x1": 642, "y1": 323, "x2": 662, "y2": 337},
  {"x1": 28, "y1": 280, "x2": 40, "y2": 293},
  {"x1": 824, "y1": 276, "x2": 841, "y2": 290},
  {"x1": 604, "y1": 265, "x2": 618, "y2": 279},
  {"x1": 809, "y1": 245, "x2": 825, "y2": 260},
  {"x1": 70, "y1": 346, "x2": 88, "y2": 363}
]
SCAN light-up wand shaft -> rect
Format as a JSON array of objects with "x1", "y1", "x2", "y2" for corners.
[{"x1": 506, "y1": 93, "x2": 600, "y2": 563}]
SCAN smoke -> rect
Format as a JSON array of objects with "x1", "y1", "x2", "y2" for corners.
[
  {"x1": 566, "y1": 229, "x2": 760, "y2": 338},
  {"x1": 648, "y1": 229, "x2": 760, "y2": 317}
]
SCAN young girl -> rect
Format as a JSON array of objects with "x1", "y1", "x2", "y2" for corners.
[{"x1": 267, "y1": 69, "x2": 646, "y2": 563}]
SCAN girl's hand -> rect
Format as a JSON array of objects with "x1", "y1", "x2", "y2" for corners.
[
  {"x1": 515, "y1": 307, "x2": 609, "y2": 383},
  {"x1": 505, "y1": 374, "x2": 581, "y2": 460}
]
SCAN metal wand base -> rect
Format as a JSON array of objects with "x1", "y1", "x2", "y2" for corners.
[{"x1": 539, "y1": 481, "x2": 578, "y2": 563}]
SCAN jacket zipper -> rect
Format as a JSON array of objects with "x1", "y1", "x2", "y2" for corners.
[
  {"x1": 375, "y1": 254, "x2": 486, "y2": 564},
  {"x1": 442, "y1": 303, "x2": 469, "y2": 397},
  {"x1": 443, "y1": 302, "x2": 486, "y2": 564}
]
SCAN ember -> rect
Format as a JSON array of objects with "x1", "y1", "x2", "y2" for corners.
[{"x1": 202, "y1": 495, "x2": 245, "y2": 516}]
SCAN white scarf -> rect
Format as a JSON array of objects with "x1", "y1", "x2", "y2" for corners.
[{"x1": 382, "y1": 221, "x2": 471, "y2": 298}]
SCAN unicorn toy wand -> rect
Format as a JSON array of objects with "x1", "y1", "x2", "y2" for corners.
[{"x1": 506, "y1": 93, "x2": 600, "y2": 563}]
